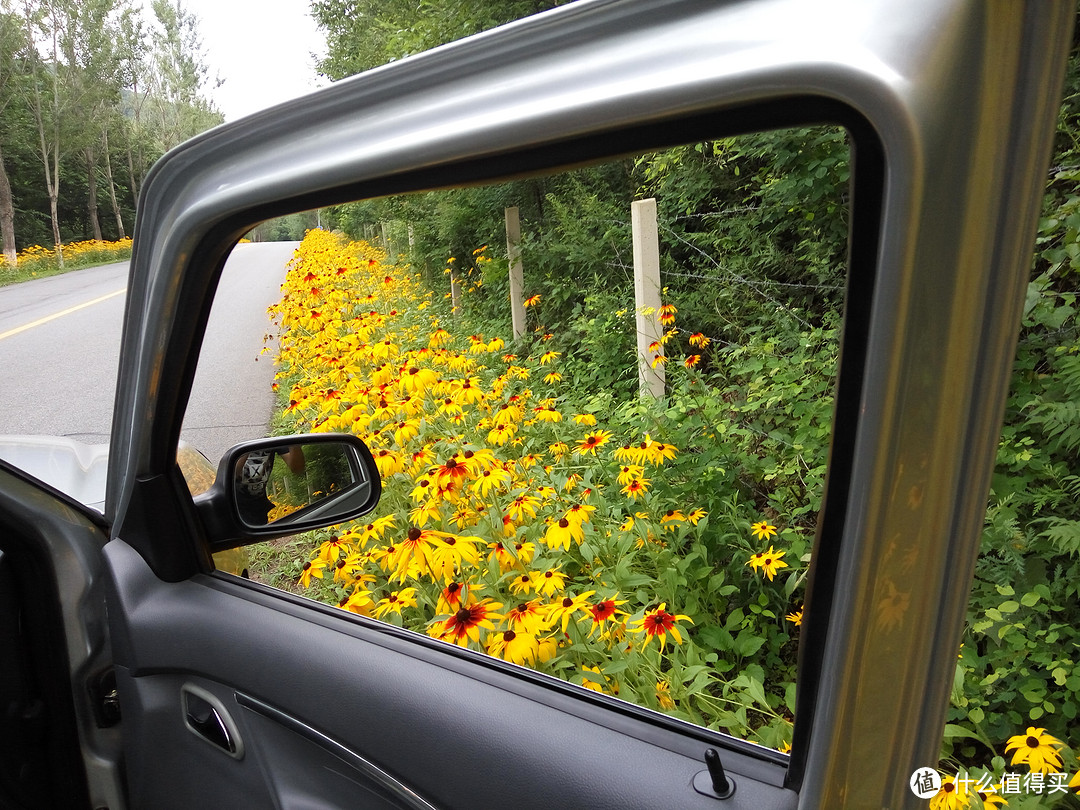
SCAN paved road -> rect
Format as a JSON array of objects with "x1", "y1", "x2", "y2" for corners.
[{"x1": 0, "y1": 242, "x2": 297, "y2": 463}]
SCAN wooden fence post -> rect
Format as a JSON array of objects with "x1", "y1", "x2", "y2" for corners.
[
  {"x1": 632, "y1": 198, "x2": 665, "y2": 398},
  {"x1": 450, "y1": 266, "x2": 462, "y2": 317},
  {"x1": 505, "y1": 206, "x2": 525, "y2": 340}
]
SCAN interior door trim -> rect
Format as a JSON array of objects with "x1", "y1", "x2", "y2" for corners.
[{"x1": 235, "y1": 691, "x2": 440, "y2": 810}]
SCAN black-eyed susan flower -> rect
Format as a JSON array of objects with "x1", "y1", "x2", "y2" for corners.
[
  {"x1": 621, "y1": 477, "x2": 650, "y2": 500},
  {"x1": 786, "y1": 609, "x2": 803, "y2": 626},
  {"x1": 509, "y1": 572, "x2": 535, "y2": 596},
  {"x1": 576, "y1": 430, "x2": 613, "y2": 455},
  {"x1": 1005, "y1": 727, "x2": 1064, "y2": 773},
  {"x1": 660, "y1": 509, "x2": 686, "y2": 530},
  {"x1": 436, "y1": 581, "x2": 466, "y2": 615},
  {"x1": 487, "y1": 628, "x2": 539, "y2": 665},
  {"x1": 340, "y1": 587, "x2": 374, "y2": 616},
  {"x1": 512, "y1": 540, "x2": 535, "y2": 566},
  {"x1": 629, "y1": 603, "x2": 693, "y2": 650},
  {"x1": 523, "y1": 294, "x2": 541, "y2": 307},
  {"x1": 298, "y1": 558, "x2": 327, "y2": 587},
  {"x1": 588, "y1": 596, "x2": 628, "y2": 637},
  {"x1": 928, "y1": 774, "x2": 970, "y2": 810},
  {"x1": 432, "y1": 597, "x2": 503, "y2": 647},
  {"x1": 976, "y1": 787, "x2": 1007, "y2": 808},
  {"x1": 373, "y1": 587, "x2": 418, "y2": 619},
  {"x1": 543, "y1": 517, "x2": 584, "y2": 551},
  {"x1": 545, "y1": 591, "x2": 596, "y2": 632},
  {"x1": 505, "y1": 600, "x2": 548, "y2": 634},
  {"x1": 630, "y1": 604, "x2": 695, "y2": 652},
  {"x1": 532, "y1": 567, "x2": 567, "y2": 596},
  {"x1": 539, "y1": 350, "x2": 560, "y2": 365},
  {"x1": 644, "y1": 440, "x2": 677, "y2": 465},
  {"x1": 507, "y1": 493, "x2": 540, "y2": 522},
  {"x1": 655, "y1": 680, "x2": 676, "y2": 709},
  {"x1": 751, "y1": 520, "x2": 778, "y2": 540},
  {"x1": 746, "y1": 546, "x2": 789, "y2": 581},
  {"x1": 580, "y1": 666, "x2": 607, "y2": 693}
]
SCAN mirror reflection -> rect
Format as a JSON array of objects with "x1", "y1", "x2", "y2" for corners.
[{"x1": 233, "y1": 441, "x2": 357, "y2": 527}]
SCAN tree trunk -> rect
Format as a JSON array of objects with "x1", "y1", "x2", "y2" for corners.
[
  {"x1": 102, "y1": 130, "x2": 125, "y2": 239},
  {"x1": 126, "y1": 143, "x2": 139, "y2": 210},
  {"x1": 86, "y1": 146, "x2": 102, "y2": 241},
  {"x1": 49, "y1": 190, "x2": 62, "y2": 267},
  {"x1": 0, "y1": 144, "x2": 17, "y2": 267}
]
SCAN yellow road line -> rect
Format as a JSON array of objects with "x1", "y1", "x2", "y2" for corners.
[{"x1": 0, "y1": 288, "x2": 126, "y2": 342}]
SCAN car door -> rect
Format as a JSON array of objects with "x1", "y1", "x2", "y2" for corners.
[{"x1": 2, "y1": 0, "x2": 1071, "y2": 808}]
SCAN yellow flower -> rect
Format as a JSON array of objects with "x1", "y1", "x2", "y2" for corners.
[
  {"x1": 621, "y1": 478, "x2": 650, "y2": 500},
  {"x1": 751, "y1": 520, "x2": 778, "y2": 540},
  {"x1": 487, "y1": 628, "x2": 539, "y2": 665},
  {"x1": 576, "y1": 430, "x2": 612, "y2": 455},
  {"x1": 928, "y1": 774, "x2": 970, "y2": 810},
  {"x1": 1005, "y1": 727, "x2": 1064, "y2": 773},
  {"x1": 544, "y1": 591, "x2": 596, "y2": 632},
  {"x1": 786, "y1": 609, "x2": 803, "y2": 626},
  {"x1": 298, "y1": 558, "x2": 327, "y2": 587},
  {"x1": 532, "y1": 567, "x2": 567, "y2": 596},
  {"x1": 746, "y1": 546, "x2": 789, "y2": 581},
  {"x1": 543, "y1": 516, "x2": 584, "y2": 551},
  {"x1": 655, "y1": 680, "x2": 675, "y2": 709},
  {"x1": 628, "y1": 603, "x2": 693, "y2": 651},
  {"x1": 372, "y1": 587, "x2": 418, "y2": 618},
  {"x1": 431, "y1": 597, "x2": 503, "y2": 647}
]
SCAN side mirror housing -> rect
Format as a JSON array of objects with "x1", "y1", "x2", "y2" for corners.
[{"x1": 195, "y1": 433, "x2": 381, "y2": 551}]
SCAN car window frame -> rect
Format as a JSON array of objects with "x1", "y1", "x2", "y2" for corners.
[{"x1": 103, "y1": 1, "x2": 1074, "y2": 804}]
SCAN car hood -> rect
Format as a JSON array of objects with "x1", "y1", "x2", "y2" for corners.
[
  {"x1": 0, "y1": 435, "x2": 216, "y2": 514},
  {"x1": 0, "y1": 435, "x2": 109, "y2": 512}
]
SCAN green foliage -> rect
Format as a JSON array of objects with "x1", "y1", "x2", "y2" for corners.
[{"x1": 311, "y1": 0, "x2": 571, "y2": 80}]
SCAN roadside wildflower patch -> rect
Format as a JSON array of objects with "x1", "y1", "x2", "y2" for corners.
[
  {"x1": 0, "y1": 237, "x2": 133, "y2": 284},
  {"x1": 265, "y1": 229, "x2": 816, "y2": 747}
]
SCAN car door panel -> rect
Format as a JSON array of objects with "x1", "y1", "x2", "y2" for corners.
[
  {"x1": 0, "y1": 464, "x2": 121, "y2": 810},
  {"x1": 104, "y1": 538, "x2": 795, "y2": 809}
]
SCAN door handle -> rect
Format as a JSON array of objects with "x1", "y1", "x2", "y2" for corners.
[{"x1": 182, "y1": 684, "x2": 244, "y2": 759}]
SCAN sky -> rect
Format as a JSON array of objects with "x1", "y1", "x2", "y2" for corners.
[{"x1": 177, "y1": 0, "x2": 330, "y2": 122}]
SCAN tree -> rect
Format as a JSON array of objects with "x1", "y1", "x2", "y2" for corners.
[
  {"x1": 311, "y1": 0, "x2": 569, "y2": 80},
  {"x1": 0, "y1": 8, "x2": 33, "y2": 264},
  {"x1": 144, "y1": 0, "x2": 221, "y2": 153}
]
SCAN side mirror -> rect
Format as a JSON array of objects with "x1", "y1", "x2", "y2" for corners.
[{"x1": 195, "y1": 433, "x2": 381, "y2": 550}]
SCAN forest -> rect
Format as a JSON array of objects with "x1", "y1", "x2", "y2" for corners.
[{"x1": 0, "y1": 0, "x2": 222, "y2": 266}]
